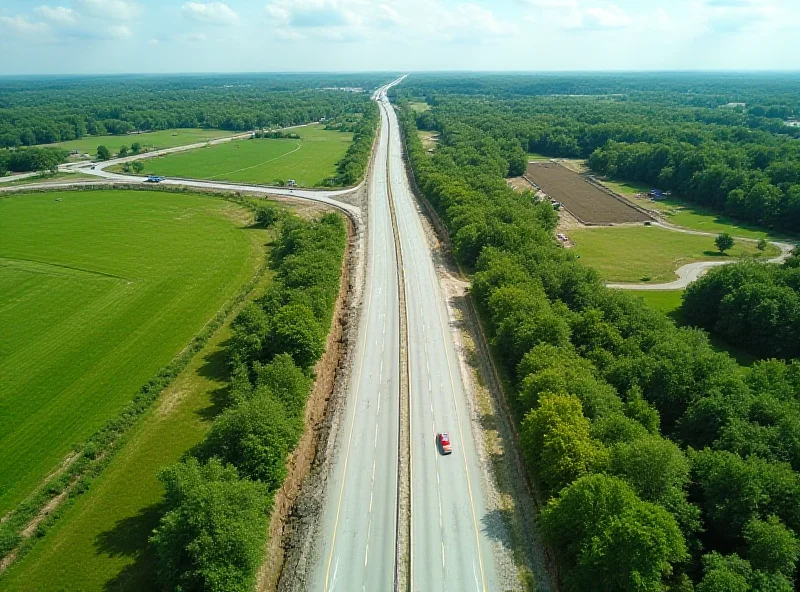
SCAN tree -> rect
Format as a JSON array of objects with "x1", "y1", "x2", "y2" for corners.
[
  {"x1": 96, "y1": 145, "x2": 111, "y2": 160},
  {"x1": 255, "y1": 202, "x2": 281, "y2": 228},
  {"x1": 715, "y1": 232, "x2": 734, "y2": 254},
  {"x1": 268, "y1": 304, "x2": 325, "y2": 369},
  {"x1": 758, "y1": 238, "x2": 768, "y2": 251},
  {"x1": 118, "y1": 145, "x2": 129, "y2": 157},
  {"x1": 150, "y1": 458, "x2": 270, "y2": 592},
  {"x1": 541, "y1": 474, "x2": 687, "y2": 592},
  {"x1": 744, "y1": 516, "x2": 800, "y2": 578},
  {"x1": 130, "y1": 141, "x2": 141, "y2": 154},
  {"x1": 132, "y1": 160, "x2": 145, "y2": 174},
  {"x1": 609, "y1": 434, "x2": 690, "y2": 504},
  {"x1": 198, "y1": 390, "x2": 301, "y2": 490},
  {"x1": 520, "y1": 393, "x2": 606, "y2": 494}
]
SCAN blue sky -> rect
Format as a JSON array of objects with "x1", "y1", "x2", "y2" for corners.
[{"x1": 1, "y1": 0, "x2": 798, "y2": 74}]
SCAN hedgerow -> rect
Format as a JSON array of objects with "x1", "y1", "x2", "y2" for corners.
[{"x1": 150, "y1": 211, "x2": 347, "y2": 591}]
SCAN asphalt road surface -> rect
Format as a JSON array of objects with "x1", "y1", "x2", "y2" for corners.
[
  {"x1": 311, "y1": 81, "x2": 402, "y2": 592},
  {"x1": 380, "y1": 94, "x2": 499, "y2": 592}
]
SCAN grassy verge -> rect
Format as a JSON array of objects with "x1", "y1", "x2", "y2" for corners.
[
  {"x1": 114, "y1": 125, "x2": 352, "y2": 187},
  {"x1": 569, "y1": 225, "x2": 779, "y2": 283},
  {"x1": 0, "y1": 231, "x2": 273, "y2": 591},
  {"x1": 527, "y1": 152, "x2": 551, "y2": 161},
  {"x1": 48, "y1": 129, "x2": 236, "y2": 157},
  {"x1": 0, "y1": 171, "x2": 95, "y2": 186}
]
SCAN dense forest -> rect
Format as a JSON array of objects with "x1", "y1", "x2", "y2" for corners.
[
  {"x1": 0, "y1": 74, "x2": 390, "y2": 148},
  {"x1": 393, "y1": 75, "x2": 800, "y2": 591},
  {"x1": 150, "y1": 204, "x2": 347, "y2": 590},
  {"x1": 398, "y1": 73, "x2": 800, "y2": 232},
  {"x1": 682, "y1": 255, "x2": 800, "y2": 359}
]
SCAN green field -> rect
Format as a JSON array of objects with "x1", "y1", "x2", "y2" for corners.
[
  {"x1": 599, "y1": 178, "x2": 794, "y2": 241},
  {"x1": 570, "y1": 225, "x2": 779, "y2": 283},
  {"x1": 0, "y1": 265, "x2": 272, "y2": 591},
  {"x1": 634, "y1": 290, "x2": 684, "y2": 316},
  {"x1": 526, "y1": 152, "x2": 551, "y2": 161},
  {"x1": 49, "y1": 128, "x2": 236, "y2": 157},
  {"x1": 0, "y1": 189, "x2": 258, "y2": 517},
  {"x1": 408, "y1": 102, "x2": 430, "y2": 113},
  {"x1": 119, "y1": 125, "x2": 352, "y2": 187}
]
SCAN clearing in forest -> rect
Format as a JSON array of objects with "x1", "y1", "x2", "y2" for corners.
[
  {"x1": 569, "y1": 225, "x2": 779, "y2": 283},
  {"x1": 123, "y1": 125, "x2": 353, "y2": 187},
  {"x1": 0, "y1": 189, "x2": 257, "y2": 517},
  {"x1": 525, "y1": 162, "x2": 651, "y2": 224}
]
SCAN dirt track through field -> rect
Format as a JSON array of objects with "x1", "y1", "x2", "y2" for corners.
[{"x1": 525, "y1": 162, "x2": 650, "y2": 225}]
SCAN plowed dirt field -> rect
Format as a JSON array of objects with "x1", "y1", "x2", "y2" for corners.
[{"x1": 525, "y1": 162, "x2": 651, "y2": 225}]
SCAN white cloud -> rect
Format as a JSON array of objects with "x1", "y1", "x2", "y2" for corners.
[
  {"x1": 109, "y1": 25, "x2": 133, "y2": 38},
  {"x1": 74, "y1": 0, "x2": 141, "y2": 21},
  {"x1": 182, "y1": 2, "x2": 240, "y2": 26},
  {"x1": 263, "y1": 0, "x2": 509, "y2": 43},
  {"x1": 692, "y1": 0, "x2": 780, "y2": 32},
  {"x1": 175, "y1": 31, "x2": 208, "y2": 42},
  {"x1": 35, "y1": 6, "x2": 78, "y2": 25},
  {"x1": 0, "y1": 15, "x2": 50, "y2": 35},
  {"x1": 525, "y1": 0, "x2": 632, "y2": 30},
  {"x1": 147, "y1": 37, "x2": 159, "y2": 45}
]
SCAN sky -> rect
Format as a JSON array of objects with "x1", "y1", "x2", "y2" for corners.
[{"x1": 0, "y1": 0, "x2": 798, "y2": 75}]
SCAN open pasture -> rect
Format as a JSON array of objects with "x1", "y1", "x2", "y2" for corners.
[
  {"x1": 125, "y1": 125, "x2": 353, "y2": 187},
  {"x1": 50, "y1": 128, "x2": 237, "y2": 157},
  {"x1": 0, "y1": 189, "x2": 257, "y2": 516},
  {"x1": 569, "y1": 225, "x2": 779, "y2": 283},
  {"x1": 526, "y1": 162, "x2": 651, "y2": 224}
]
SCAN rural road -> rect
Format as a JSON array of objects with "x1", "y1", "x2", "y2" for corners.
[
  {"x1": 607, "y1": 221, "x2": 796, "y2": 290},
  {"x1": 382, "y1": 93, "x2": 499, "y2": 591}
]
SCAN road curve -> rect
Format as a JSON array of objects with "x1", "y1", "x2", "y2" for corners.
[{"x1": 607, "y1": 222, "x2": 796, "y2": 290}]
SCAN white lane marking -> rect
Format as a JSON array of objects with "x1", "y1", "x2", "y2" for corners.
[
  {"x1": 473, "y1": 563, "x2": 480, "y2": 592},
  {"x1": 364, "y1": 544, "x2": 369, "y2": 567},
  {"x1": 442, "y1": 542, "x2": 446, "y2": 569},
  {"x1": 374, "y1": 424, "x2": 379, "y2": 447},
  {"x1": 329, "y1": 557, "x2": 340, "y2": 592}
]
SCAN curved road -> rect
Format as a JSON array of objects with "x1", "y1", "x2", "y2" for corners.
[{"x1": 607, "y1": 221, "x2": 796, "y2": 290}]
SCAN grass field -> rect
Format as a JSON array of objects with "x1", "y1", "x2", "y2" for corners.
[
  {"x1": 570, "y1": 225, "x2": 779, "y2": 283},
  {"x1": 118, "y1": 125, "x2": 352, "y2": 187},
  {"x1": 49, "y1": 128, "x2": 236, "y2": 157},
  {"x1": 408, "y1": 101, "x2": 430, "y2": 113},
  {"x1": 527, "y1": 152, "x2": 551, "y2": 161},
  {"x1": 0, "y1": 261, "x2": 272, "y2": 591},
  {"x1": 0, "y1": 189, "x2": 258, "y2": 517},
  {"x1": 598, "y1": 178, "x2": 794, "y2": 241}
]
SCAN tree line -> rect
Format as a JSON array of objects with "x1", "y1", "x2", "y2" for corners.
[
  {"x1": 0, "y1": 74, "x2": 390, "y2": 148},
  {"x1": 396, "y1": 73, "x2": 800, "y2": 232},
  {"x1": 397, "y1": 89, "x2": 800, "y2": 591},
  {"x1": 149, "y1": 205, "x2": 347, "y2": 591},
  {"x1": 0, "y1": 147, "x2": 68, "y2": 176}
]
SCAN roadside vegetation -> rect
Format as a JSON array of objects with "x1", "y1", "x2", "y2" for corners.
[
  {"x1": 0, "y1": 147, "x2": 68, "y2": 176},
  {"x1": 0, "y1": 189, "x2": 256, "y2": 524},
  {"x1": 145, "y1": 209, "x2": 347, "y2": 591},
  {"x1": 50, "y1": 128, "x2": 237, "y2": 158},
  {"x1": 395, "y1": 76, "x2": 800, "y2": 591},
  {"x1": 568, "y1": 225, "x2": 777, "y2": 283}
]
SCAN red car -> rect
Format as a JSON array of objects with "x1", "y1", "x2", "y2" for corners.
[{"x1": 438, "y1": 432, "x2": 453, "y2": 455}]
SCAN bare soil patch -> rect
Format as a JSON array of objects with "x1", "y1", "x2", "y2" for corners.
[
  {"x1": 525, "y1": 162, "x2": 651, "y2": 225},
  {"x1": 506, "y1": 177, "x2": 535, "y2": 193}
]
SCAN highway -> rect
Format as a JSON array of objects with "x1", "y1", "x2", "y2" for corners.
[
  {"x1": 311, "y1": 81, "x2": 401, "y2": 592},
  {"x1": 380, "y1": 93, "x2": 499, "y2": 591}
]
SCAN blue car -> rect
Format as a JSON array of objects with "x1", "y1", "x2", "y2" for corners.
[{"x1": 145, "y1": 175, "x2": 165, "y2": 183}]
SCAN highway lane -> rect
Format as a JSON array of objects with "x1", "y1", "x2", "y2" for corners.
[
  {"x1": 380, "y1": 93, "x2": 500, "y2": 591},
  {"x1": 310, "y1": 82, "x2": 401, "y2": 592}
]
